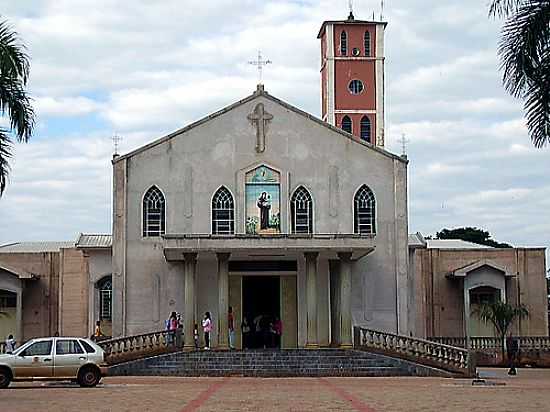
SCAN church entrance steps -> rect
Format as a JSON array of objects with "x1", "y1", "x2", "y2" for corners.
[{"x1": 108, "y1": 349, "x2": 455, "y2": 378}]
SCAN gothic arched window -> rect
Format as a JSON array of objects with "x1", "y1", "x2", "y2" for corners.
[
  {"x1": 364, "y1": 31, "x2": 371, "y2": 56},
  {"x1": 340, "y1": 31, "x2": 347, "y2": 55},
  {"x1": 291, "y1": 186, "x2": 313, "y2": 234},
  {"x1": 342, "y1": 115, "x2": 352, "y2": 134},
  {"x1": 354, "y1": 185, "x2": 376, "y2": 235},
  {"x1": 98, "y1": 276, "x2": 112, "y2": 321},
  {"x1": 212, "y1": 186, "x2": 235, "y2": 234},
  {"x1": 360, "y1": 116, "x2": 371, "y2": 143},
  {"x1": 142, "y1": 185, "x2": 166, "y2": 237}
]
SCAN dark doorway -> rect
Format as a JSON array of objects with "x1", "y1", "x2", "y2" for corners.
[{"x1": 242, "y1": 276, "x2": 280, "y2": 349}]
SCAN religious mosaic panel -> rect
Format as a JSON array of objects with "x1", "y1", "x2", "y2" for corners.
[{"x1": 245, "y1": 166, "x2": 280, "y2": 234}]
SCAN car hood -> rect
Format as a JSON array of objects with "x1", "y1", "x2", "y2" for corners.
[{"x1": 0, "y1": 353, "x2": 15, "y2": 361}]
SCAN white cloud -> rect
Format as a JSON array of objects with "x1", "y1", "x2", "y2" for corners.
[{"x1": 35, "y1": 96, "x2": 102, "y2": 117}]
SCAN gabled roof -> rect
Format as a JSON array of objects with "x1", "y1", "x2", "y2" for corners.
[
  {"x1": 113, "y1": 85, "x2": 407, "y2": 164},
  {"x1": 317, "y1": 19, "x2": 387, "y2": 38},
  {"x1": 76, "y1": 233, "x2": 112, "y2": 249},
  {"x1": 0, "y1": 263, "x2": 35, "y2": 279},
  {"x1": 450, "y1": 259, "x2": 514, "y2": 278},
  {"x1": 426, "y1": 239, "x2": 493, "y2": 250},
  {"x1": 0, "y1": 241, "x2": 74, "y2": 253}
]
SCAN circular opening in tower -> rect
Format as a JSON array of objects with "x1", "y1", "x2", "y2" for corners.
[{"x1": 348, "y1": 79, "x2": 364, "y2": 95}]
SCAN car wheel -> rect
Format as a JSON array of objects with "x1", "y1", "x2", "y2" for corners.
[
  {"x1": 78, "y1": 367, "x2": 100, "y2": 387},
  {"x1": 0, "y1": 369, "x2": 11, "y2": 389}
]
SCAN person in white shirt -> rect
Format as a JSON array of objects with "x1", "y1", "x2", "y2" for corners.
[{"x1": 5, "y1": 334, "x2": 16, "y2": 353}]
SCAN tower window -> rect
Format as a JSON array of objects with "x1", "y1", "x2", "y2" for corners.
[
  {"x1": 364, "y1": 31, "x2": 371, "y2": 56},
  {"x1": 342, "y1": 116, "x2": 352, "y2": 134},
  {"x1": 340, "y1": 31, "x2": 347, "y2": 55},
  {"x1": 348, "y1": 79, "x2": 364, "y2": 95},
  {"x1": 360, "y1": 116, "x2": 371, "y2": 143},
  {"x1": 352, "y1": 47, "x2": 360, "y2": 56}
]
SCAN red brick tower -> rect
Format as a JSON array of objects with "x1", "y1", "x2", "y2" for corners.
[{"x1": 318, "y1": 12, "x2": 386, "y2": 147}]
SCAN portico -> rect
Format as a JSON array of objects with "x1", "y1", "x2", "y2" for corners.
[{"x1": 163, "y1": 234, "x2": 375, "y2": 350}]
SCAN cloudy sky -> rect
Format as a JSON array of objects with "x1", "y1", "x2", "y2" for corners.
[{"x1": 1, "y1": 0, "x2": 548, "y2": 259}]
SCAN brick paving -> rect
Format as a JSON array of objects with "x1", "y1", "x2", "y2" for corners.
[{"x1": 3, "y1": 368, "x2": 550, "y2": 411}]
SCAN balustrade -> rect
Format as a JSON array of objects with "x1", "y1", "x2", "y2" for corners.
[{"x1": 354, "y1": 327, "x2": 474, "y2": 376}]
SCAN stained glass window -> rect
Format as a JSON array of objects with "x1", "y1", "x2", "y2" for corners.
[
  {"x1": 212, "y1": 186, "x2": 235, "y2": 235},
  {"x1": 360, "y1": 116, "x2": 371, "y2": 143},
  {"x1": 291, "y1": 186, "x2": 313, "y2": 234},
  {"x1": 354, "y1": 185, "x2": 376, "y2": 235},
  {"x1": 143, "y1": 186, "x2": 165, "y2": 237},
  {"x1": 98, "y1": 276, "x2": 112, "y2": 321}
]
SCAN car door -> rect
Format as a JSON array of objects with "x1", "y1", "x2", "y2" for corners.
[
  {"x1": 54, "y1": 339, "x2": 88, "y2": 378},
  {"x1": 13, "y1": 339, "x2": 54, "y2": 378}
]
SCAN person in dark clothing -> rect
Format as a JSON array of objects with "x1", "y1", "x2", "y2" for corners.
[{"x1": 507, "y1": 336, "x2": 520, "y2": 375}]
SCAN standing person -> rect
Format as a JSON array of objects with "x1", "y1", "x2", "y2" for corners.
[
  {"x1": 228, "y1": 306, "x2": 235, "y2": 350},
  {"x1": 202, "y1": 312, "x2": 212, "y2": 350},
  {"x1": 194, "y1": 323, "x2": 200, "y2": 350},
  {"x1": 169, "y1": 311, "x2": 178, "y2": 346},
  {"x1": 5, "y1": 334, "x2": 16, "y2": 353},
  {"x1": 94, "y1": 321, "x2": 103, "y2": 341},
  {"x1": 274, "y1": 317, "x2": 283, "y2": 348},
  {"x1": 241, "y1": 317, "x2": 251, "y2": 350}
]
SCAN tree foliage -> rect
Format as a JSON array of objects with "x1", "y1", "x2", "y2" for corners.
[
  {"x1": 0, "y1": 19, "x2": 34, "y2": 196},
  {"x1": 489, "y1": 0, "x2": 550, "y2": 148},
  {"x1": 435, "y1": 227, "x2": 513, "y2": 248}
]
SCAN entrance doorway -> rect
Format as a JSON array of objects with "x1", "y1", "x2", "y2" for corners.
[{"x1": 242, "y1": 276, "x2": 280, "y2": 349}]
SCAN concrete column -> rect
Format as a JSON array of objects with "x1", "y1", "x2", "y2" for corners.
[
  {"x1": 305, "y1": 252, "x2": 319, "y2": 349},
  {"x1": 183, "y1": 253, "x2": 197, "y2": 351},
  {"x1": 16, "y1": 291, "x2": 23, "y2": 342},
  {"x1": 464, "y1": 287, "x2": 470, "y2": 350},
  {"x1": 338, "y1": 252, "x2": 353, "y2": 348},
  {"x1": 217, "y1": 253, "x2": 230, "y2": 350}
]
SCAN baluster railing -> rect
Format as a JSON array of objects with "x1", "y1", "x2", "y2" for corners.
[{"x1": 354, "y1": 327, "x2": 475, "y2": 376}]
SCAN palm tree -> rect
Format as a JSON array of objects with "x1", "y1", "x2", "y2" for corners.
[
  {"x1": 489, "y1": 1, "x2": 550, "y2": 148},
  {"x1": 0, "y1": 19, "x2": 35, "y2": 196},
  {"x1": 475, "y1": 300, "x2": 529, "y2": 363}
]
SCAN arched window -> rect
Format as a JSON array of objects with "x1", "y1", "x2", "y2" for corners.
[
  {"x1": 98, "y1": 276, "x2": 112, "y2": 321},
  {"x1": 291, "y1": 186, "x2": 313, "y2": 234},
  {"x1": 354, "y1": 185, "x2": 376, "y2": 235},
  {"x1": 212, "y1": 186, "x2": 235, "y2": 234},
  {"x1": 340, "y1": 31, "x2": 347, "y2": 55},
  {"x1": 364, "y1": 31, "x2": 371, "y2": 56},
  {"x1": 342, "y1": 115, "x2": 352, "y2": 134},
  {"x1": 360, "y1": 116, "x2": 371, "y2": 143},
  {"x1": 142, "y1": 186, "x2": 165, "y2": 237}
]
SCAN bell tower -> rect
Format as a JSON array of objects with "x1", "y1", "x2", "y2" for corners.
[{"x1": 318, "y1": 12, "x2": 386, "y2": 147}]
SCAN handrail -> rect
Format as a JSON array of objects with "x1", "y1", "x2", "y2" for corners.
[
  {"x1": 98, "y1": 329, "x2": 183, "y2": 364},
  {"x1": 354, "y1": 327, "x2": 475, "y2": 377},
  {"x1": 429, "y1": 336, "x2": 550, "y2": 351}
]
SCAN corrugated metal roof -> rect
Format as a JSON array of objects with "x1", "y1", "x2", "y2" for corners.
[
  {"x1": 408, "y1": 233, "x2": 426, "y2": 248},
  {"x1": 426, "y1": 239, "x2": 493, "y2": 249},
  {"x1": 76, "y1": 234, "x2": 112, "y2": 248},
  {"x1": 0, "y1": 241, "x2": 74, "y2": 253}
]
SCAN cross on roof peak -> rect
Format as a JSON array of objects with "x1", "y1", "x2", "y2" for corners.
[{"x1": 248, "y1": 50, "x2": 272, "y2": 85}]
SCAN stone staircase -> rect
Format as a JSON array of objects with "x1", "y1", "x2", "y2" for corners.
[{"x1": 109, "y1": 349, "x2": 454, "y2": 378}]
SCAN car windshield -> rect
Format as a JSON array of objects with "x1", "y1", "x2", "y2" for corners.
[{"x1": 12, "y1": 339, "x2": 34, "y2": 355}]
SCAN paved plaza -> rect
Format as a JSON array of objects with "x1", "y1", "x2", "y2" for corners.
[{"x1": 3, "y1": 368, "x2": 550, "y2": 411}]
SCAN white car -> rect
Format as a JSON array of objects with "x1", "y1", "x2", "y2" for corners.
[{"x1": 0, "y1": 337, "x2": 108, "y2": 388}]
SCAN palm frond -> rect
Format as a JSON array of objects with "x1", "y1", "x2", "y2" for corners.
[
  {"x1": 524, "y1": 66, "x2": 550, "y2": 147},
  {"x1": 0, "y1": 20, "x2": 30, "y2": 84},
  {"x1": 474, "y1": 301, "x2": 529, "y2": 337},
  {"x1": 0, "y1": 129, "x2": 13, "y2": 195},
  {"x1": 0, "y1": 75, "x2": 34, "y2": 142},
  {"x1": 490, "y1": 0, "x2": 524, "y2": 17}
]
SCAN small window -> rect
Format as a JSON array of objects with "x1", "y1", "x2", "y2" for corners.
[
  {"x1": 342, "y1": 116, "x2": 352, "y2": 134},
  {"x1": 79, "y1": 340, "x2": 96, "y2": 354},
  {"x1": 360, "y1": 116, "x2": 371, "y2": 143},
  {"x1": 340, "y1": 31, "x2": 347, "y2": 55},
  {"x1": 98, "y1": 277, "x2": 112, "y2": 321},
  {"x1": 354, "y1": 185, "x2": 376, "y2": 235},
  {"x1": 291, "y1": 186, "x2": 313, "y2": 234},
  {"x1": 364, "y1": 31, "x2": 371, "y2": 56},
  {"x1": 348, "y1": 80, "x2": 364, "y2": 95},
  {"x1": 352, "y1": 47, "x2": 360, "y2": 56},
  {"x1": 56, "y1": 339, "x2": 84, "y2": 355},
  {"x1": 21, "y1": 340, "x2": 52, "y2": 357},
  {"x1": 212, "y1": 186, "x2": 235, "y2": 235},
  {"x1": 143, "y1": 185, "x2": 166, "y2": 237}
]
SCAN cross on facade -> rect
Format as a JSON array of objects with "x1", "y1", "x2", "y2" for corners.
[
  {"x1": 247, "y1": 103, "x2": 274, "y2": 153},
  {"x1": 112, "y1": 134, "x2": 122, "y2": 156},
  {"x1": 248, "y1": 50, "x2": 272, "y2": 84}
]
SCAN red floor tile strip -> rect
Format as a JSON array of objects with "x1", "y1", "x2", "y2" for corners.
[
  {"x1": 319, "y1": 378, "x2": 377, "y2": 412},
  {"x1": 180, "y1": 378, "x2": 230, "y2": 412}
]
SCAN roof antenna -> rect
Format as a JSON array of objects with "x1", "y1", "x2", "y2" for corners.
[
  {"x1": 348, "y1": 0, "x2": 355, "y2": 20},
  {"x1": 380, "y1": 0, "x2": 385, "y2": 21}
]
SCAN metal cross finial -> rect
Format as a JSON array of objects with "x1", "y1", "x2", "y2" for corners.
[
  {"x1": 399, "y1": 133, "x2": 410, "y2": 156},
  {"x1": 248, "y1": 50, "x2": 272, "y2": 85},
  {"x1": 112, "y1": 134, "x2": 122, "y2": 156}
]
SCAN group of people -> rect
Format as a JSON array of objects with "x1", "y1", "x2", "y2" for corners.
[
  {"x1": 163, "y1": 308, "x2": 282, "y2": 350},
  {"x1": 242, "y1": 314, "x2": 282, "y2": 349}
]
